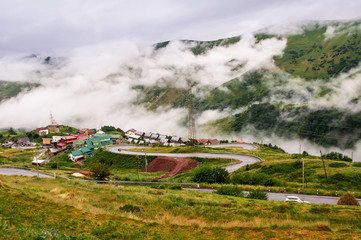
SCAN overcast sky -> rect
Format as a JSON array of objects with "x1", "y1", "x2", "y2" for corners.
[{"x1": 0, "y1": 0, "x2": 360, "y2": 55}]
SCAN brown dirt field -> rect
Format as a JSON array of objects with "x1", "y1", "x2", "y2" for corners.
[{"x1": 141, "y1": 156, "x2": 200, "y2": 179}]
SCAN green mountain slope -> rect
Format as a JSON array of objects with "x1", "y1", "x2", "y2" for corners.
[
  {"x1": 274, "y1": 22, "x2": 361, "y2": 80},
  {"x1": 0, "y1": 80, "x2": 40, "y2": 102}
]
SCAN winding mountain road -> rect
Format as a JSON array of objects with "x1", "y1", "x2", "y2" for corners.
[{"x1": 107, "y1": 144, "x2": 261, "y2": 173}]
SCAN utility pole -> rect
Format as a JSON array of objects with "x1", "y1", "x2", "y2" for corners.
[
  {"x1": 145, "y1": 151, "x2": 148, "y2": 178},
  {"x1": 320, "y1": 151, "x2": 327, "y2": 180},
  {"x1": 302, "y1": 158, "x2": 304, "y2": 191}
]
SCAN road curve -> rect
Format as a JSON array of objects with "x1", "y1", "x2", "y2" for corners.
[
  {"x1": 0, "y1": 168, "x2": 52, "y2": 178},
  {"x1": 107, "y1": 145, "x2": 261, "y2": 173}
]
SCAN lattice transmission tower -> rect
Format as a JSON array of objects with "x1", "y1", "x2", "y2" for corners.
[{"x1": 188, "y1": 86, "x2": 196, "y2": 143}]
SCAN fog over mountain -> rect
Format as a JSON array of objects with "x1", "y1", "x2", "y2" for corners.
[
  {"x1": 1, "y1": 1, "x2": 361, "y2": 160},
  {"x1": 0, "y1": 35, "x2": 286, "y2": 131}
]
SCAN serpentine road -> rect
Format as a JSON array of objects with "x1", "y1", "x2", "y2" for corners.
[{"x1": 107, "y1": 144, "x2": 261, "y2": 173}]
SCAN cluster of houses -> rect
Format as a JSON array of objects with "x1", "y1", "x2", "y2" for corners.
[
  {"x1": 124, "y1": 128, "x2": 222, "y2": 146},
  {"x1": 2, "y1": 120, "x2": 226, "y2": 165},
  {"x1": 40, "y1": 128, "x2": 122, "y2": 162},
  {"x1": 125, "y1": 128, "x2": 188, "y2": 146},
  {"x1": 2, "y1": 137, "x2": 36, "y2": 148}
]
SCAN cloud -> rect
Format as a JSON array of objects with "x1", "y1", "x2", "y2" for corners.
[
  {"x1": 0, "y1": 33, "x2": 287, "y2": 138},
  {"x1": 0, "y1": 0, "x2": 360, "y2": 55}
]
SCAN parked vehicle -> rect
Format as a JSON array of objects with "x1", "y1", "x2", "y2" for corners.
[{"x1": 285, "y1": 196, "x2": 309, "y2": 203}]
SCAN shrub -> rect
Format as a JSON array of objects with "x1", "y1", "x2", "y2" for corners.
[
  {"x1": 329, "y1": 162, "x2": 347, "y2": 168},
  {"x1": 121, "y1": 204, "x2": 141, "y2": 212},
  {"x1": 192, "y1": 166, "x2": 230, "y2": 184},
  {"x1": 246, "y1": 189, "x2": 268, "y2": 200},
  {"x1": 324, "y1": 152, "x2": 352, "y2": 162},
  {"x1": 337, "y1": 193, "x2": 360, "y2": 206},
  {"x1": 231, "y1": 172, "x2": 282, "y2": 186},
  {"x1": 215, "y1": 186, "x2": 244, "y2": 197},
  {"x1": 169, "y1": 185, "x2": 182, "y2": 190},
  {"x1": 231, "y1": 172, "x2": 252, "y2": 185},
  {"x1": 90, "y1": 163, "x2": 110, "y2": 180},
  {"x1": 0, "y1": 180, "x2": 3, "y2": 188},
  {"x1": 353, "y1": 162, "x2": 361, "y2": 167}
]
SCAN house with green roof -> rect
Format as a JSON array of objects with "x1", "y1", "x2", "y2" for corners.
[{"x1": 68, "y1": 136, "x2": 113, "y2": 161}]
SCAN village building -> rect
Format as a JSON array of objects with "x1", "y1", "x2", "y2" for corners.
[
  {"x1": 143, "y1": 132, "x2": 152, "y2": 139},
  {"x1": 68, "y1": 135, "x2": 113, "y2": 161},
  {"x1": 42, "y1": 138, "x2": 52, "y2": 146},
  {"x1": 56, "y1": 135, "x2": 78, "y2": 148},
  {"x1": 135, "y1": 131, "x2": 144, "y2": 137},
  {"x1": 125, "y1": 128, "x2": 137, "y2": 136},
  {"x1": 206, "y1": 139, "x2": 220, "y2": 145},
  {"x1": 16, "y1": 137, "x2": 31, "y2": 146},
  {"x1": 80, "y1": 128, "x2": 89, "y2": 135},
  {"x1": 36, "y1": 127, "x2": 49, "y2": 136},
  {"x1": 150, "y1": 133, "x2": 159, "y2": 139},
  {"x1": 48, "y1": 119, "x2": 63, "y2": 133},
  {"x1": 2, "y1": 139, "x2": 13, "y2": 147},
  {"x1": 69, "y1": 147, "x2": 94, "y2": 161}
]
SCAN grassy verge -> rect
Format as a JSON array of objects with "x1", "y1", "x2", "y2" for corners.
[{"x1": 0, "y1": 176, "x2": 361, "y2": 239}]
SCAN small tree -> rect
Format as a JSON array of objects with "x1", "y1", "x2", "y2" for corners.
[
  {"x1": 246, "y1": 189, "x2": 268, "y2": 200},
  {"x1": 90, "y1": 163, "x2": 110, "y2": 180},
  {"x1": 337, "y1": 193, "x2": 360, "y2": 206},
  {"x1": 192, "y1": 166, "x2": 230, "y2": 184}
]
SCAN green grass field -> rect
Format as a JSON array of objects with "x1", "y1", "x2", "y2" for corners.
[{"x1": 1, "y1": 176, "x2": 361, "y2": 239}]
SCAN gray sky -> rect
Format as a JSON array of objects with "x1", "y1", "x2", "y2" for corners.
[{"x1": 0, "y1": 0, "x2": 360, "y2": 55}]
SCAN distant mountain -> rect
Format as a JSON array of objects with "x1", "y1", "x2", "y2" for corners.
[
  {"x1": 1, "y1": 20, "x2": 361, "y2": 149},
  {"x1": 135, "y1": 21, "x2": 361, "y2": 148}
]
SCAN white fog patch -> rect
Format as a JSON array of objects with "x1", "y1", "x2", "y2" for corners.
[
  {"x1": 0, "y1": 54, "x2": 45, "y2": 82},
  {"x1": 196, "y1": 109, "x2": 231, "y2": 125},
  {"x1": 125, "y1": 36, "x2": 287, "y2": 89}
]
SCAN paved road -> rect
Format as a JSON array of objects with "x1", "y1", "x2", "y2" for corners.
[
  {"x1": 184, "y1": 188, "x2": 361, "y2": 205},
  {"x1": 207, "y1": 143, "x2": 257, "y2": 150},
  {"x1": 107, "y1": 145, "x2": 262, "y2": 173},
  {"x1": 0, "y1": 168, "x2": 52, "y2": 178}
]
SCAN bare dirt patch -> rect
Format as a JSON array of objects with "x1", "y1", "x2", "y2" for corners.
[
  {"x1": 69, "y1": 170, "x2": 92, "y2": 178},
  {"x1": 141, "y1": 156, "x2": 200, "y2": 179}
]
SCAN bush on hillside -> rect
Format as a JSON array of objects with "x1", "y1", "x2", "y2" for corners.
[
  {"x1": 337, "y1": 193, "x2": 360, "y2": 206},
  {"x1": 192, "y1": 166, "x2": 230, "y2": 184},
  {"x1": 231, "y1": 172, "x2": 282, "y2": 186},
  {"x1": 353, "y1": 162, "x2": 361, "y2": 167},
  {"x1": 246, "y1": 189, "x2": 268, "y2": 200},
  {"x1": 329, "y1": 162, "x2": 347, "y2": 168},
  {"x1": 324, "y1": 152, "x2": 352, "y2": 162},
  {"x1": 215, "y1": 186, "x2": 244, "y2": 197},
  {"x1": 90, "y1": 162, "x2": 110, "y2": 180}
]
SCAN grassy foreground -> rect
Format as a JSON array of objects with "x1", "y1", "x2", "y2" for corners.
[{"x1": 1, "y1": 176, "x2": 361, "y2": 239}]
